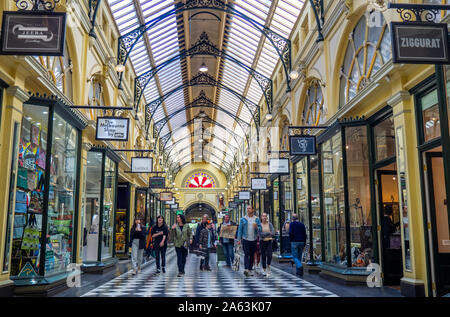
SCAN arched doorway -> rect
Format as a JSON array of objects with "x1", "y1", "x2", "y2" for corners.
[{"x1": 185, "y1": 203, "x2": 217, "y2": 223}]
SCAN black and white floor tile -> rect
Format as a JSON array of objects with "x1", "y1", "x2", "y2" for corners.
[{"x1": 81, "y1": 249, "x2": 337, "y2": 297}]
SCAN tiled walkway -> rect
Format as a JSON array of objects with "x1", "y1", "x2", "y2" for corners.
[{"x1": 80, "y1": 249, "x2": 337, "y2": 297}]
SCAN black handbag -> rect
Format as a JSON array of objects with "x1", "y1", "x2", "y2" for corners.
[{"x1": 272, "y1": 239, "x2": 278, "y2": 251}]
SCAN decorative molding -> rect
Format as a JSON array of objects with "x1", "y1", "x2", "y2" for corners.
[
  {"x1": 387, "y1": 91, "x2": 411, "y2": 107},
  {"x1": 82, "y1": 142, "x2": 93, "y2": 151},
  {"x1": 6, "y1": 86, "x2": 29, "y2": 103}
]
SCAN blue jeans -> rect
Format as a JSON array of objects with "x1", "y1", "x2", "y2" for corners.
[
  {"x1": 291, "y1": 242, "x2": 305, "y2": 271},
  {"x1": 222, "y1": 242, "x2": 235, "y2": 266}
]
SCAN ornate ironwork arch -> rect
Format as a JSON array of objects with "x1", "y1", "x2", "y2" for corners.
[
  {"x1": 117, "y1": 0, "x2": 291, "y2": 91},
  {"x1": 135, "y1": 33, "x2": 273, "y2": 113},
  {"x1": 153, "y1": 91, "x2": 249, "y2": 140},
  {"x1": 159, "y1": 115, "x2": 246, "y2": 151},
  {"x1": 145, "y1": 72, "x2": 260, "y2": 136}
]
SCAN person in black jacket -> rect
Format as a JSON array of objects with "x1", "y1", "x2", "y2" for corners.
[
  {"x1": 199, "y1": 221, "x2": 215, "y2": 271},
  {"x1": 151, "y1": 215, "x2": 169, "y2": 273},
  {"x1": 130, "y1": 218, "x2": 146, "y2": 275},
  {"x1": 194, "y1": 214, "x2": 209, "y2": 270}
]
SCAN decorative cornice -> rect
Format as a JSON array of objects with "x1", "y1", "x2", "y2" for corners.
[
  {"x1": 82, "y1": 142, "x2": 93, "y2": 151},
  {"x1": 387, "y1": 91, "x2": 411, "y2": 107},
  {"x1": 6, "y1": 86, "x2": 29, "y2": 103}
]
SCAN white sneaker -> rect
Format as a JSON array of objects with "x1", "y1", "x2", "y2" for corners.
[
  {"x1": 262, "y1": 269, "x2": 267, "y2": 276},
  {"x1": 248, "y1": 270, "x2": 254, "y2": 276},
  {"x1": 132, "y1": 269, "x2": 136, "y2": 275}
]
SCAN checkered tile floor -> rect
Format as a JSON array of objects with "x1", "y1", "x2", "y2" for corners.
[{"x1": 81, "y1": 249, "x2": 337, "y2": 297}]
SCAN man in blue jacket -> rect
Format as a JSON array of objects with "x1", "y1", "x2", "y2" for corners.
[
  {"x1": 237, "y1": 205, "x2": 262, "y2": 276},
  {"x1": 289, "y1": 213, "x2": 307, "y2": 276}
]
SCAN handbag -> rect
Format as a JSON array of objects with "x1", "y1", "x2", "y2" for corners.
[
  {"x1": 27, "y1": 170, "x2": 36, "y2": 191},
  {"x1": 15, "y1": 190, "x2": 28, "y2": 214},
  {"x1": 232, "y1": 244, "x2": 241, "y2": 271}
]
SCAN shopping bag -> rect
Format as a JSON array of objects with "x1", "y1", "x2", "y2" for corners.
[{"x1": 232, "y1": 245, "x2": 241, "y2": 271}]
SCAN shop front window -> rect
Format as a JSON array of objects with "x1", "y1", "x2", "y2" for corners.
[
  {"x1": 102, "y1": 157, "x2": 116, "y2": 260},
  {"x1": 322, "y1": 133, "x2": 346, "y2": 265},
  {"x1": 345, "y1": 126, "x2": 372, "y2": 267},
  {"x1": 420, "y1": 89, "x2": 441, "y2": 142},
  {"x1": 10, "y1": 104, "x2": 49, "y2": 276},
  {"x1": 45, "y1": 113, "x2": 79, "y2": 275},
  {"x1": 82, "y1": 152, "x2": 102, "y2": 262},
  {"x1": 296, "y1": 158, "x2": 309, "y2": 259},
  {"x1": 310, "y1": 155, "x2": 321, "y2": 261},
  {"x1": 374, "y1": 116, "x2": 396, "y2": 162},
  {"x1": 273, "y1": 180, "x2": 279, "y2": 234},
  {"x1": 136, "y1": 189, "x2": 146, "y2": 222}
]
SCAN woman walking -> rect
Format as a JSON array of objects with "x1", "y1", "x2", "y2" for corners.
[
  {"x1": 130, "y1": 218, "x2": 146, "y2": 275},
  {"x1": 152, "y1": 215, "x2": 169, "y2": 273},
  {"x1": 259, "y1": 213, "x2": 275, "y2": 276},
  {"x1": 171, "y1": 214, "x2": 192, "y2": 277}
]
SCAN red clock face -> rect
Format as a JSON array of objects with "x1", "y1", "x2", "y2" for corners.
[{"x1": 186, "y1": 173, "x2": 215, "y2": 188}]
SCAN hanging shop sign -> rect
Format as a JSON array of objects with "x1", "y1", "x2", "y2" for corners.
[
  {"x1": 238, "y1": 191, "x2": 251, "y2": 200},
  {"x1": 229, "y1": 202, "x2": 237, "y2": 208},
  {"x1": 160, "y1": 192, "x2": 173, "y2": 201},
  {"x1": 269, "y1": 158, "x2": 290, "y2": 174},
  {"x1": 96, "y1": 117, "x2": 129, "y2": 141},
  {"x1": 149, "y1": 177, "x2": 165, "y2": 189},
  {"x1": 391, "y1": 22, "x2": 450, "y2": 64},
  {"x1": 251, "y1": 178, "x2": 267, "y2": 190},
  {"x1": 0, "y1": 11, "x2": 66, "y2": 56},
  {"x1": 131, "y1": 157, "x2": 153, "y2": 173},
  {"x1": 289, "y1": 135, "x2": 316, "y2": 155},
  {"x1": 167, "y1": 198, "x2": 175, "y2": 205},
  {"x1": 171, "y1": 203, "x2": 178, "y2": 209}
]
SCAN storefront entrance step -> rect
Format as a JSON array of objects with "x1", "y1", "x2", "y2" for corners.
[
  {"x1": 400, "y1": 278, "x2": 425, "y2": 297},
  {"x1": 11, "y1": 274, "x2": 70, "y2": 297},
  {"x1": 81, "y1": 258, "x2": 119, "y2": 274}
]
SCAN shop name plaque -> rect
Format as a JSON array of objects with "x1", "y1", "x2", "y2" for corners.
[
  {"x1": 391, "y1": 22, "x2": 450, "y2": 64},
  {"x1": 149, "y1": 177, "x2": 165, "y2": 189},
  {"x1": 229, "y1": 202, "x2": 237, "y2": 208},
  {"x1": 269, "y1": 158, "x2": 290, "y2": 174},
  {"x1": 238, "y1": 191, "x2": 251, "y2": 200},
  {"x1": 251, "y1": 178, "x2": 267, "y2": 190},
  {"x1": 131, "y1": 157, "x2": 153, "y2": 173},
  {"x1": 0, "y1": 11, "x2": 66, "y2": 56},
  {"x1": 289, "y1": 135, "x2": 316, "y2": 155},
  {"x1": 160, "y1": 192, "x2": 173, "y2": 201},
  {"x1": 96, "y1": 117, "x2": 130, "y2": 141}
]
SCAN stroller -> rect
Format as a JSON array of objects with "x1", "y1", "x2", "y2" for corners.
[{"x1": 232, "y1": 244, "x2": 241, "y2": 271}]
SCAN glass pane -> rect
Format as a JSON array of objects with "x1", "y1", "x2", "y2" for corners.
[
  {"x1": 374, "y1": 116, "x2": 396, "y2": 162},
  {"x1": 295, "y1": 158, "x2": 309, "y2": 260},
  {"x1": 421, "y1": 89, "x2": 441, "y2": 142},
  {"x1": 102, "y1": 157, "x2": 116, "y2": 260},
  {"x1": 273, "y1": 180, "x2": 279, "y2": 234},
  {"x1": 3, "y1": 122, "x2": 20, "y2": 273},
  {"x1": 346, "y1": 126, "x2": 373, "y2": 267},
  {"x1": 82, "y1": 152, "x2": 102, "y2": 262},
  {"x1": 45, "y1": 113, "x2": 78, "y2": 275},
  {"x1": 10, "y1": 104, "x2": 49, "y2": 276},
  {"x1": 322, "y1": 132, "x2": 346, "y2": 265},
  {"x1": 310, "y1": 155, "x2": 321, "y2": 261},
  {"x1": 135, "y1": 189, "x2": 146, "y2": 222}
]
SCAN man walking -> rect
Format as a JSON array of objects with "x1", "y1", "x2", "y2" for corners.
[
  {"x1": 289, "y1": 214, "x2": 307, "y2": 276},
  {"x1": 199, "y1": 221, "x2": 215, "y2": 271},
  {"x1": 237, "y1": 206, "x2": 262, "y2": 276},
  {"x1": 218, "y1": 214, "x2": 237, "y2": 267},
  {"x1": 195, "y1": 214, "x2": 209, "y2": 270}
]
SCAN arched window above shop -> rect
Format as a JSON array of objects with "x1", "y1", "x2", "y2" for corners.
[
  {"x1": 87, "y1": 75, "x2": 106, "y2": 120},
  {"x1": 36, "y1": 43, "x2": 73, "y2": 100},
  {"x1": 280, "y1": 119, "x2": 290, "y2": 151},
  {"x1": 302, "y1": 79, "x2": 325, "y2": 126},
  {"x1": 185, "y1": 172, "x2": 216, "y2": 188},
  {"x1": 339, "y1": 11, "x2": 391, "y2": 107}
]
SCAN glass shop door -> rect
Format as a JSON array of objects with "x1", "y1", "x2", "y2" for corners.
[
  {"x1": 376, "y1": 168, "x2": 403, "y2": 286},
  {"x1": 425, "y1": 151, "x2": 450, "y2": 296}
]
